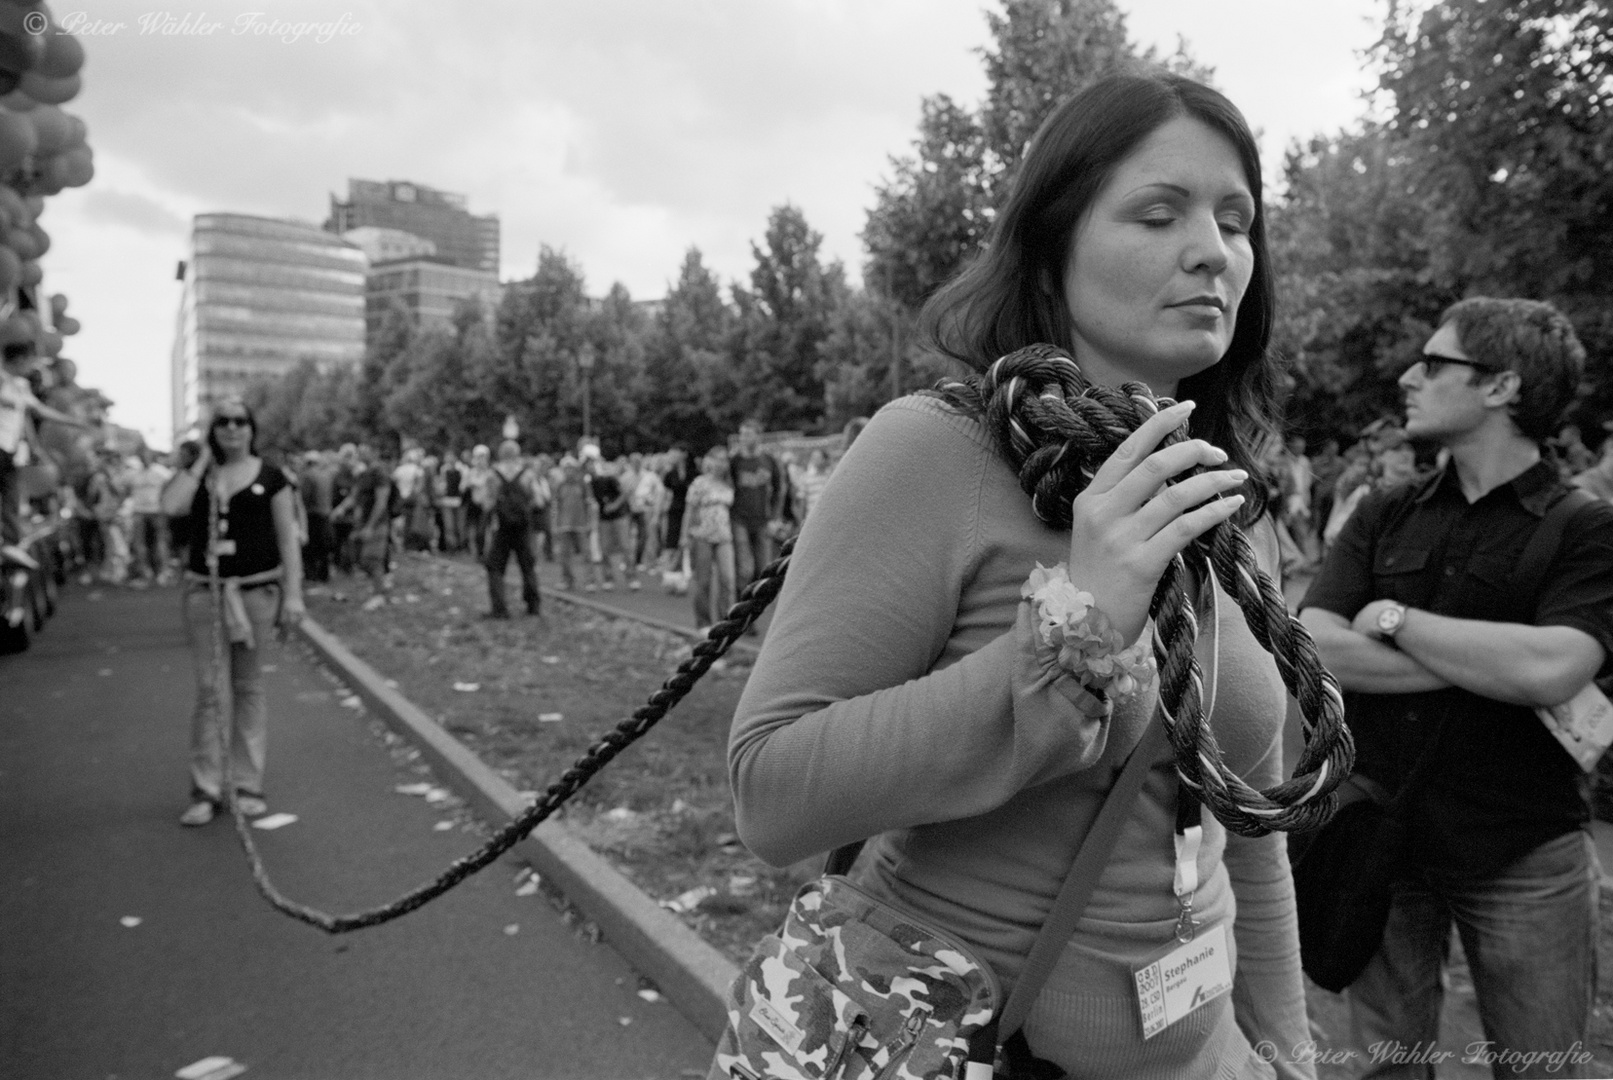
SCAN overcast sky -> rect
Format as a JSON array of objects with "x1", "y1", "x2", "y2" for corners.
[{"x1": 38, "y1": 0, "x2": 1385, "y2": 448}]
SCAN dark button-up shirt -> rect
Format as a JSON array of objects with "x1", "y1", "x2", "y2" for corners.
[{"x1": 1302, "y1": 459, "x2": 1613, "y2": 878}]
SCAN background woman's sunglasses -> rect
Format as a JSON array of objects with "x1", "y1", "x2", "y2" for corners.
[{"x1": 212, "y1": 416, "x2": 251, "y2": 428}]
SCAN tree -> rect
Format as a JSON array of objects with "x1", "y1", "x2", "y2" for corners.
[
  {"x1": 641, "y1": 247, "x2": 731, "y2": 451},
  {"x1": 731, "y1": 204, "x2": 842, "y2": 431},
  {"x1": 864, "y1": 0, "x2": 1212, "y2": 314},
  {"x1": 1371, "y1": 0, "x2": 1613, "y2": 429},
  {"x1": 382, "y1": 301, "x2": 503, "y2": 452},
  {"x1": 490, "y1": 246, "x2": 591, "y2": 449}
]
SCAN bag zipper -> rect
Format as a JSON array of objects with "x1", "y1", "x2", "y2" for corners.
[
  {"x1": 818, "y1": 877, "x2": 1003, "y2": 1009},
  {"x1": 871, "y1": 1009, "x2": 929, "y2": 1080}
]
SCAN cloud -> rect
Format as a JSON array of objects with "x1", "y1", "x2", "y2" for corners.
[{"x1": 74, "y1": 188, "x2": 188, "y2": 235}]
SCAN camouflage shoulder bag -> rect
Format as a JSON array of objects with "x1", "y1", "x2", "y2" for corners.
[{"x1": 711, "y1": 716, "x2": 1167, "y2": 1080}]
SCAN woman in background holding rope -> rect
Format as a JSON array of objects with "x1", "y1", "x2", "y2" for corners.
[
  {"x1": 162, "y1": 398, "x2": 304, "y2": 827},
  {"x1": 727, "y1": 73, "x2": 1320, "y2": 1078}
]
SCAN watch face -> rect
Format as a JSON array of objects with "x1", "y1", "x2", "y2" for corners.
[{"x1": 1377, "y1": 605, "x2": 1403, "y2": 634}]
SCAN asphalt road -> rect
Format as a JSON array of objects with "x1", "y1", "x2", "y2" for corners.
[{"x1": 0, "y1": 582, "x2": 714, "y2": 1080}]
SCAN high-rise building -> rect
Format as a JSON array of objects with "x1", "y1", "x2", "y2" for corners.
[
  {"x1": 364, "y1": 256, "x2": 503, "y2": 338},
  {"x1": 171, "y1": 213, "x2": 366, "y2": 436},
  {"x1": 325, "y1": 179, "x2": 499, "y2": 274}
]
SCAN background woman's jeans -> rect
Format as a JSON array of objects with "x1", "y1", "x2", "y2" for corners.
[
  {"x1": 1348, "y1": 829, "x2": 1599, "y2": 1079},
  {"x1": 689, "y1": 538, "x2": 734, "y2": 628},
  {"x1": 183, "y1": 584, "x2": 279, "y2": 803}
]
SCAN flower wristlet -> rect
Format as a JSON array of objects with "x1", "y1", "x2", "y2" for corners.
[{"x1": 1023, "y1": 562, "x2": 1157, "y2": 713}]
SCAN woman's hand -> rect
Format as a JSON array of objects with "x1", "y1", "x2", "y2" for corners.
[{"x1": 1065, "y1": 400, "x2": 1247, "y2": 647}]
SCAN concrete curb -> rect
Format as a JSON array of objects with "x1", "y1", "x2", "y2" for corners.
[{"x1": 295, "y1": 616, "x2": 738, "y2": 1043}]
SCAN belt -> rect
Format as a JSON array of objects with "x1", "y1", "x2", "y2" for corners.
[{"x1": 186, "y1": 567, "x2": 282, "y2": 649}]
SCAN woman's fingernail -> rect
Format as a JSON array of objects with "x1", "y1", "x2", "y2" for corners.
[
  {"x1": 1228, "y1": 468, "x2": 1247, "y2": 481},
  {"x1": 1176, "y1": 400, "x2": 1196, "y2": 412},
  {"x1": 1212, "y1": 448, "x2": 1229, "y2": 463}
]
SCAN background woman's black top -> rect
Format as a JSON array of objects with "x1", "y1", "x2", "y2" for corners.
[{"x1": 186, "y1": 462, "x2": 289, "y2": 578}]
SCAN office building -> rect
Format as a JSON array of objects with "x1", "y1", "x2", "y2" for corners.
[
  {"x1": 325, "y1": 179, "x2": 499, "y2": 274},
  {"x1": 171, "y1": 213, "x2": 366, "y2": 435},
  {"x1": 364, "y1": 256, "x2": 503, "y2": 338}
]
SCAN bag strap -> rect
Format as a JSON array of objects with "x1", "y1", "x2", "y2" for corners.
[
  {"x1": 1516, "y1": 487, "x2": 1596, "y2": 614},
  {"x1": 997, "y1": 711, "x2": 1170, "y2": 1038}
]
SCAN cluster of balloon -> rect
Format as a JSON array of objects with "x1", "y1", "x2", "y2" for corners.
[{"x1": 0, "y1": 6, "x2": 90, "y2": 361}]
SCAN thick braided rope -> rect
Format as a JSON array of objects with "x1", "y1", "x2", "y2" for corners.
[
  {"x1": 221, "y1": 545, "x2": 792, "y2": 934},
  {"x1": 935, "y1": 343, "x2": 1352, "y2": 836}
]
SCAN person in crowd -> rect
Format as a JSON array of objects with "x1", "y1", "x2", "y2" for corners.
[
  {"x1": 403, "y1": 452, "x2": 437, "y2": 552},
  {"x1": 792, "y1": 447, "x2": 832, "y2": 524},
  {"x1": 437, "y1": 450, "x2": 465, "y2": 554},
  {"x1": 1300, "y1": 298, "x2": 1613, "y2": 1077},
  {"x1": 728, "y1": 418, "x2": 784, "y2": 588},
  {"x1": 725, "y1": 72, "x2": 1309, "y2": 1078},
  {"x1": 631, "y1": 451, "x2": 666, "y2": 571},
  {"x1": 1550, "y1": 423, "x2": 1596, "y2": 480},
  {"x1": 299, "y1": 450, "x2": 336, "y2": 584},
  {"x1": 126, "y1": 451, "x2": 174, "y2": 585},
  {"x1": 463, "y1": 444, "x2": 494, "y2": 560},
  {"x1": 550, "y1": 453, "x2": 595, "y2": 591},
  {"x1": 166, "y1": 440, "x2": 202, "y2": 571},
  {"x1": 482, "y1": 438, "x2": 545, "y2": 619},
  {"x1": 661, "y1": 444, "x2": 695, "y2": 564},
  {"x1": 160, "y1": 398, "x2": 305, "y2": 827},
  {"x1": 92, "y1": 450, "x2": 130, "y2": 584},
  {"x1": 329, "y1": 443, "x2": 358, "y2": 575},
  {"x1": 333, "y1": 444, "x2": 394, "y2": 607},
  {"x1": 679, "y1": 445, "x2": 735, "y2": 634},
  {"x1": 589, "y1": 455, "x2": 639, "y2": 591},
  {"x1": 1571, "y1": 429, "x2": 1613, "y2": 503},
  {"x1": 0, "y1": 341, "x2": 86, "y2": 568},
  {"x1": 1307, "y1": 437, "x2": 1343, "y2": 535},
  {"x1": 529, "y1": 451, "x2": 554, "y2": 562},
  {"x1": 1276, "y1": 435, "x2": 1315, "y2": 571}
]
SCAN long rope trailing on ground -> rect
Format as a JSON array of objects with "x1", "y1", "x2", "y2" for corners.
[
  {"x1": 206, "y1": 464, "x2": 787, "y2": 932},
  {"x1": 212, "y1": 341, "x2": 1351, "y2": 934}
]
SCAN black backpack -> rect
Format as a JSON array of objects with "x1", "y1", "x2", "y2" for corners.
[{"x1": 492, "y1": 467, "x2": 532, "y2": 530}]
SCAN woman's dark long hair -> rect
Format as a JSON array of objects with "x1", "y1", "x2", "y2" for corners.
[{"x1": 921, "y1": 71, "x2": 1282, "y2": 521}]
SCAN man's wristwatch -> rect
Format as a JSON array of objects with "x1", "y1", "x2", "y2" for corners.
[{"x1": 1375, "y1": 601, "x2": 1408, "y2": 641}]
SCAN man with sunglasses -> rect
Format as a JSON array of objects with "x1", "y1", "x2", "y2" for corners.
[{"x1": 1300, "y1": 298, "x2": 1613, "y2": 1076}]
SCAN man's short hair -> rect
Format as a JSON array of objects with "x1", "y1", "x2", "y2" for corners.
[{"x1": 1442, "y1": 297, "x2": 1585, "y2": 442}]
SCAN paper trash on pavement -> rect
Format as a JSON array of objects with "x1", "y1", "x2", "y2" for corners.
[
  {"x1": 515, "y1": 877, "x2": 540, "y2": 896},
  {"x1": 175, "y1": 1057, "x2": 248, "y2": 1080},
  {"x1": 395, "y1": 783, "x2": 433, "y2": 796},
  {"x1": 452, "y1": 682, "x2": 480, "y2": 692},
  {"x1": 251, "y1": 813, "x2": 298, "y2": 830},
  {"x1": 538, "y1": 712, "x2": 563, "y2": 723},
  {"x1": 660, "y1": 886, "x2": 715, "y2": 914},
  {"x1": 637, "y1": 989, "x2": 663, "y2": 1002},
  {"x1": 120, "y1": 916, "x2": 142, "y2": 928},
  {"x1": 433, "y1": 821, "x2": 455, "y2": 831},
  {"x1": 504, "y1": 923, "x2": 519, "y2": 935}
]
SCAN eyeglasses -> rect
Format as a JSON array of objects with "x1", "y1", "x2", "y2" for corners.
[
  {"x1": 1414, "y1": 353, "x2": 1502, "y2": 378},
  {"x1": 212, "y1": 416, "x2": 251, "y2": 428}
]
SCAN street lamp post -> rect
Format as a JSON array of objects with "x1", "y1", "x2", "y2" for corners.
[{"x1": 577, "y1": 343, "x2": 596, "y2": 441}]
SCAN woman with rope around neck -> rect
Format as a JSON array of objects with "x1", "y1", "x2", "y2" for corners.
[
  {"x1": 720, "y1": 73, "x2": 1344, "y2": 1080},
  {"x1": 160, "y1": 398, "x2": 305, "y2": 828}
]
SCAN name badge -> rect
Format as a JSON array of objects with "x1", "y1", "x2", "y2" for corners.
[
  {"x1": 1133, "y1": 921, "x2": 1232, "y2": 1039},
  {"x1": 213, "y1": 539, "x2": 237, "y2": 556}
]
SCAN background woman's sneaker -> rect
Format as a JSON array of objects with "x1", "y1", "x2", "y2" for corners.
[
  {"x1": 179, "y1": 800, "x2": 216, "y2": 827},
  {"x1": 234, "y1": 794, "x2": 268, "y2": 817}
]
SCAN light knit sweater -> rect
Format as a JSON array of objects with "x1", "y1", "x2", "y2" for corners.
[{"x1": 729, "y1": 395, "x2": 1314, "y2": 1080}]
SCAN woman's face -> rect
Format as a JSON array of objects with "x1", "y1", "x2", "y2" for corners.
[
  {"x1": 703, "y1": 451, "x2": 726, "y2": 477},
  {"x1": 210, "y1": 405, "x2": 253, "y2": 456},
  {"x1": 1061, "y1": 115, "x2": 1256, "y2": 395}
]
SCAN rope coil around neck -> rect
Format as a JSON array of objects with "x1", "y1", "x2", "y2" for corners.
[{"x1": 933, "y1": 343, "x2": 1352, "y2": 836}]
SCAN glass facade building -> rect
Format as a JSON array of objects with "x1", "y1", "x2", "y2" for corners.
[
  {"x1": 365, "y1": 257, "x2": 503, "y2": 338},
  {"x1": 171, "y1": 213, "x2": 366, "y2": 435},
  {"x1": 325, "y1": 179, "x2": 499, "y2": 274}
]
